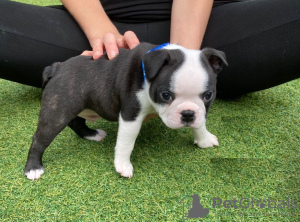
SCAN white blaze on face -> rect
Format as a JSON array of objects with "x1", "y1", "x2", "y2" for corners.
[{"x1": 156, "y1": 46, "x2": 209, "y2": 129}]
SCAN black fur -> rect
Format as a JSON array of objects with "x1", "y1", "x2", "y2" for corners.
[
  {"x1": 68, "y1": 117, "x2": 100, "y2": 139},
  {"x1": 200, "y1": 48, "x2": 228, "y2": 116},
  {"x1": 25, "y1": 43, "x2": 155, "y2": 175},
  {"x1": 144, "y1": 49, "x2": 185, "y2": 104},
  {"x1": 201, "y1": 48, "x2": 228, "y2": 74},
  {"x1": 143, "y1": 49, "x2": 170, "y2": 82},
  {"x1": 24, "y1": 44, "x2": 227, "y2": 178},
  {"x1": 42, "y1": 62, "x2": 61, "y2": 87}
]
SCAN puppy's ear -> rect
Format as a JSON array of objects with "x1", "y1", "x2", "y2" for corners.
[
  {"x1": 201, "y1": 48, "x2": 228, "y2": 74},
  {"x1": 42, "y1": 62, "x2": 61, "y2": 87},
  {"x1": 143, "y1": 50, "x2": 170, "y2": 82}
]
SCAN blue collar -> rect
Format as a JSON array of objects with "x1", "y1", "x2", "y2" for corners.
[{"x1": 142, "y1": 43, "x2": 170, "y2": 82}]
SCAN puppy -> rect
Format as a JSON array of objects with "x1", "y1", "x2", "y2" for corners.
[{"x1": 24, "y1": 43, "x2": 227, "y2": 180}]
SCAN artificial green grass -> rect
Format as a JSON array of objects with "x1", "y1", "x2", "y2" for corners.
[
  {"x1": 12, "y1": 0, "x2": 62, "y2": 6},
  {"x1": 1, "y1": 0, "x2": 299, "y2": 221},
  {"x1": 1, "y1": 79, "x2": 299, "y2": 221}
]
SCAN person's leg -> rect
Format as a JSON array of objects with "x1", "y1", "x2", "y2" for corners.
[
  {"x1": 2, "y1": 0, "x2": 299, "y2": 95},
  {"x1": 0, "y1": 1, "x2": 151, "y2": 88},
  {"x1": 0, "y1": 1, "x2": 90, "y2": 87},
  {"x1": 128, "y1": 0, "x2": 300, "y2": 98},
  {"x1": 202, "y1": 0, "x2": 300, "y2": 97}
]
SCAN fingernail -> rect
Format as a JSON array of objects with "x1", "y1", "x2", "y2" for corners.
[
  {"x1": 109, "y1": 51, "x2": 118, "y2": 59},
  {"x1": 93, "y1": 51, "x2": 102, "y2": 60}
]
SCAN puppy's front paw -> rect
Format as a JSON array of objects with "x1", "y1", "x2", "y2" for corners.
[
  {"x1": 114, "y1": 159, "x2": 133, "y2": 178},
  {"x1": 24, "y1": 168, "x2": 45, "y2": 180},
  {"x1": 194, "y1": 132, "x2": 219, "y2": 148}
]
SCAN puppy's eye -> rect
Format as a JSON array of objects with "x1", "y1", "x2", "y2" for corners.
[
  {"x1": 203, "y1": 92, "x2": 213, "y2": 101},
  {"x1": 160, "y1": 92, "x2": 173, "y2": 102}
]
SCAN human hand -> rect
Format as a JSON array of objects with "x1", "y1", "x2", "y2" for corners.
[
  {"x1": 81, "y1": 31, "x2": 140, "y2": 60},
  {"x1": 61, "y1": 0, "x2": 139, "y2": 60}
]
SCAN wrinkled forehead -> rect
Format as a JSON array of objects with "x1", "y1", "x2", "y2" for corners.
[{"x1": 169, "y1": 48, "x2": 209, "y2": 96}]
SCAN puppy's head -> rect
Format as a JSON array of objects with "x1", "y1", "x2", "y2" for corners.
[{"x1": 143, "y1": 44, "x2": 227, "y2": 129}]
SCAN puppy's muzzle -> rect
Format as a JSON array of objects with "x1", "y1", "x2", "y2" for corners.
[{"x1": 181, "y1": 110, "x2": 195, "y2": 126}]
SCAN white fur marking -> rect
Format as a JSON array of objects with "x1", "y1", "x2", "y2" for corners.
[
  {"x1": 171, "y1": 48, "x2": 208, "y2": 95},
  {"x1": 114, "y1": 114, "x2": 145, "y2": 178},
  {"x1": 84, "y1": 129, "x2": 107, "y2": 142},
  {"x1": 193, "y1": 125, "x2": 219, "y2": 148},
  {"x1": 136, "y1": 88, "x2": 156, "y2": 116},
  {"x1": 25, "y1": 168, "x2": 44, "y2": 180},
  {"x1": 163, "y1": 44, "x2": 187, "y2": 51},
  {"x1": 148, "y1": 47, "x2": 209, "y2": 129}
]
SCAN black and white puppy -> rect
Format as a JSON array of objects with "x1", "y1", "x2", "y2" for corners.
[{"x1": 24, "y1": 43, "x2": 227, "y2": 180}]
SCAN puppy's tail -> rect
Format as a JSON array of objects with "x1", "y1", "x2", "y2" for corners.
[{"x1": 42, "y1": 62, "x2": 61, "y2": 88}]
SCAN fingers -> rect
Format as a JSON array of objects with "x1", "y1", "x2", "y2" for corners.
[
  {"x1": 81, "y1": 50, "x2": 94, "y2": 56},
  {"x1": 103, "y1": 33, "x2": 119, "y2": 60},
  {"x1": 85, "y1": 31, "x2": 140, "y2": 60},
  {"x1": 92, "y1": 39, "x2": 104, "y2": 60},
  {"x1": 123, "y1": 31, "x2": 140, "y2": 49},
  {"x1": 116, "y1": 35, "x2": 126, "y2": 48},
  {"x1": 89, "y1": 34, "x2": 119, "y2": 60}
]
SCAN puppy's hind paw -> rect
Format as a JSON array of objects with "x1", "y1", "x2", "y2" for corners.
[
  {"x1": 84, "y1": 129, "x2": 107, "y2": 142},
  {"x1": 25, "y1": 168, "x2": 44, "y2": 181},
  {"x1": 195, "y1": 133, "x2": 219, "y2": 148},
  {"x1": 114, "y1": 160, "x2": 133, "y2": 178}
]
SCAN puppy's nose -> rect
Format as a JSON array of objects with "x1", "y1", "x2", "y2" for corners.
[{"x1": 181, "y1": 110, "x2": 195, "y2": 123}]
